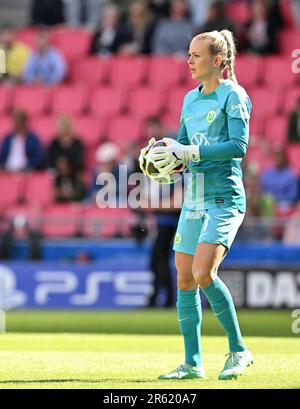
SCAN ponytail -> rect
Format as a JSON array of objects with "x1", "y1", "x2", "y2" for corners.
[{"x1": 220, "y1": 30, "x2": 237, "y2": 83}]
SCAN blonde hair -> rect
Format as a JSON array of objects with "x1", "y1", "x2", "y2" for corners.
[{"x1": 193, "y1": 30, "x2": 237, "y2": 83}]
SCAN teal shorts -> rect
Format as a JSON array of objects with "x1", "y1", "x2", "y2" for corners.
[{"x1": 173, "y1": 206, "x2": 245, "y2": 256}]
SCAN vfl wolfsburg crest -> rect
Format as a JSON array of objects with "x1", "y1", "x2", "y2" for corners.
[
  {"x1": 206, "y1": 110, "x2": 216, "y2": 124},
  {"x1": 174, "y1": 233, "x2": 181, "y2": 245}
]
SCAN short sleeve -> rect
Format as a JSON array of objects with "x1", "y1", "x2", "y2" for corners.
[{"x1": 226, "y1": 89, "x2": 252, "y2": 121}]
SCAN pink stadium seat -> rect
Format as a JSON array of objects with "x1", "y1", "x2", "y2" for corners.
[
  {"x1": 70, "y1": 57, "x2": 109, "y2": 85},
  {"x1": 82, "y1": 206, "x2": 132, "y2": 238},
  {"x1": 13, "y1": 86, "x2": 50, "y2": 115},
  {"x1": 235, "y1": 55, "x2": 262, "y2": 87},
  {"x1": 42, "y1": 203, "x2": 81, "y2": 238},
  {"x1": 263, "y1": 56, "x2": 296, "y2": 88},
  {"x1": 90, "y1": 87, "x2": 125, "y2": 118},
  {"x1": 107, "y1": 115, "x2": 143, "y2": 146},
  {"x1": 0, "y1": 115, "x2": 13, "y2": 142},
  {"x1": 5, "y1": 205, "x2": 42, "y2": 237},
  {"x1": 24, "y1": 172, "x2": 55, "y2": 205},
  {"x1": 284, "y1": 88, "x2": 300, "y2": 113},
  {"x1": 148, "y1": 56, "x2": 185, "y2": 88},
  {"x1": 249, "y1": 88, "x2": 280, "y2": 118},
  {"x1": 51, "y1": 85, "x2": 87, "y2": 115},
  {"x1": 0, "y1": 173, "x2": 23, "y2": 206},
  {"x1": 225, "y1": 1, "x2": 250, "y2": 25},
  {"x1": 287, "y1": 144, "x2": 300, "y2": 176},
  {"x1": 165, "y1": 87, "x2": 188, "y2": 118},
  {"x1": 0, "y1": 86, "x2": 13, "y2": 114},
  {"x1": 279, "y1": 30, "x2": 300, "y2": 55},
  {"x1": 161, "y1": 113, "x2": 180, "y2": 132},
  {"x1": 249, "y1": 116, "x2": 264, "y2": 138},
  {"x1": 30, "y1": 116, "x2": 57, "y2": 145},
  {"x1": 51, "y1": 28, "x2": 92, "y2": 60},
  {"x1": 109, "y1": 57, "x2": 147, "y2": 88},
  {"x1": 265, "y1": 115, "x2": 288, "y2": 146},
  {"x1": 15, "y1": 27, "x2": 38, "y2": 48},
  {"x1": 74, "y1": 116, "x2": 106, "y2": 148},
  {"x1": 129, "y1": 87, "x2": 164, "y2": 118}
]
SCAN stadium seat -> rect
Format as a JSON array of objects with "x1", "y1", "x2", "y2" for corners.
[
  {"x1": 90, "y1": 87, "x2": 125, "y2": 118},
  {"x1": 263, "y1": 56, "x2": 296, "y2": 88},
  {"x1": 0, "y1": 173, "x2": 23, "y2": 206},
  {"x1": 265, "y1": 115, "x2": 288, "y2": 146},
  {"x1": 69, "y1": 57, "x2": 109, "y2": 85},
  {"x1": 23, "y1": 172, "x2": 55, "y2": 205},
  {"x1": 0, "y1": 86, "x2": 13, "y2": 114},
  {"x1": 107, "y1": 115, "x2": 143, "y2": 146},
  {"x1": 165, "y1": 87, "x2": 188, "y2": 118},
  {"x1": 51, "y1": 28, "x2": 92, "y2": 60},
  {"x1": 82, "y1": 206, "x2": 132, "y2": 238},
  {"x1": 0, "y1": 115, "x2": 13, "y2": 142},
  {"x1": 279, "y1": 29, "x2": 300, "y2": 55},
  {"x1": 161, "y1": 113, "x2": 180, "y2": 132},
  {"x1": 235, "y1": 55, "x2": 263, "y2": 88},
  {"x1": 30, "y1": 116, "x2": 57, "y2": 146},
  {"x1": 74, "y1": 116, "x2": 106, "y2": 149},
  {"x1": 109, "y1": 57, "x2": 148, "y2": 88},
  {"x1": 13, "y1": 86, "x2": 50, "y2": 115},
  {"x1": 15, "y1": 27, "x2": 38, "y2": 48},
  {"x1": 148, "y1": 56, "x2": 185, "y2": 88},
  {"x1": 129, "y1": 87, "x2": 164, "y2": 119},
  {"x1": 249, "y1": 87, "x2": 281, "y2": 118},
  {"x1": 284, "y1": 88, "x2": 300, "y2": 113},
  {"x1": 249, "y1": 116, "x2": 264, "y2": 138},
  {"x1": 42, "y1": 203, "x2": 82, "y2": 238},
  {"x1": 51, "y1": 85, "x2": 87, "y2": 115},
  {"x1": 5, "y1": 204, "x2": 43, "y2": 237},
  {"x1": 287, "y1": 144, "x2": 300, "y2": 176},
  {"x1": 225, "y1": 1, "x2": 250, "y2": 25}
]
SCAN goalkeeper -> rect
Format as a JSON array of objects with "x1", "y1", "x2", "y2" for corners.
[{"x1": 139, "y1": 30, "x2": 253, "y2": 381}]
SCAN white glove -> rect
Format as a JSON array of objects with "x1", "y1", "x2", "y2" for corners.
[
  {"x1": 149, "y1": 137, "x2": 200, "y2": 174},
  {"x1": 138, "y1": 137, "x2": 156, "y2": 175}
]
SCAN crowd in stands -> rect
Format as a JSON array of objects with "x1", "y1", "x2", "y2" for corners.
[{"x1": 0, "y1": 0, "x2": 299, "y2": 243}]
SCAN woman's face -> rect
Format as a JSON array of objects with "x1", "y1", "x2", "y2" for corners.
[{"x1": 188, "y1": 38, "x2": 221, "y2": 81}]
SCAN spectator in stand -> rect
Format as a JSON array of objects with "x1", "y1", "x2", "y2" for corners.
[
  {"x1": 0, "y1": 24, "x2": 30, "y2": 83},
  {"x1": 0, "y1": 111, "x2": 44, "y2": 172},
  {"x1": 261, "y1": 150, "x2": 298, "y2": 212},
  {"x1": 89, "y1": 3, "x2": 122, "y2": 56},
  {"x1": 291, "y1": 0, "x2": 300, "y2": 27},
  {"x1": 243, "y1": 0, "x2": 279, "y2": 54},
  {"x1": 187, "y1": 0, "x2": 214, "y2": 29},
  {"x1": 54, "y1": 157, "x2": 86, "y2": 203},
  {"x1": 64, "y1": 0, "x2": 108, "y2": 29},
  {"x1": 148, "y1": 0, "x2": 171, "y2": 19},
  {"x1": 288, "y1": 97, "x2": 300, "y2": 143},
  {"x1": 47, "y1": 115, "x2": 85, "y2": 172},
  {"x1": 116, "y1": 0, "x2": 157, "y2": 55},
  {"x1": 197, "y1": 1, "x2": 236, "y2": 36},
  {"x1": 152, "y1": 0, "x2": 193, "y2": 56},
  {"x1": 22, "y1": 29, "x2": 66, "y2": 85},
  {"x1": 283, "y1": 201, "x2": 300, "y2": 245},
  {"x1": 30, "y1": 0, "x2": 65, "y2": 26}
]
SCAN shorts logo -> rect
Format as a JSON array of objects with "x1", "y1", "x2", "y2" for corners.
[
  {"x1": 206, "y1": 110, "x2": 216, "y2": 124},
  {"x1": 174, "y1": 233, "x2": 181, "y2": 245}
]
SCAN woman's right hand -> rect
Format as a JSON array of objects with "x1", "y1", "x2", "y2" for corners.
[{"x1": 138, "y1": 137, "x2": 156, "y2": 175}]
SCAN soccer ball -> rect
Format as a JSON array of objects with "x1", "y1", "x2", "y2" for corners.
[{"x1": 144, "y1": 140, "x2": 187, "y2": 184}]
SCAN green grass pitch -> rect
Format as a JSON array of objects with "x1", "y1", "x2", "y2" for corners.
[{"x1": 0, "y1": 309, "x2": 299, "y2": 389}]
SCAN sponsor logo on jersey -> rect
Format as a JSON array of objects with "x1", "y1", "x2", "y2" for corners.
[{"x1": 206, "y1": 110, "x2": 216, "y2": 124}]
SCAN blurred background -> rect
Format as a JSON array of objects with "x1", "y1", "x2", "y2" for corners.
[{"x1": 0, "y1": 0, "x2": 299, "y2": 322}]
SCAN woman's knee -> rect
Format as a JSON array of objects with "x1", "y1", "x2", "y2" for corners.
[
  {"x1": 192, "y1": 266, "x2": 217, "y2": 288},
  {"x1": 175, "y1": 253, "x2": 196, "y2": 291}
]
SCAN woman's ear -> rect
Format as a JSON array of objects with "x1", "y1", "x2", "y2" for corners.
[{"x1": 213, "y1": 54, "x2": 222, "y2": 67}]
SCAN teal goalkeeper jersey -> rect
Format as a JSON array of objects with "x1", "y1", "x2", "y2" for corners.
[{"x1": 177, "y1": 79, "x2": 252, "y2": 212}]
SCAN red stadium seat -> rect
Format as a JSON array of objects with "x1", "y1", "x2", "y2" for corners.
[
  {"x1": 0, "y1": 115, "x2": 13, "y2": 142},
  {"x1": 82, "y1": 206, "x2": 132, "y2": 238},
  {"x1": 287, "y1": 144, "x2": 300, "y2": 176},
  {"x1": 225, "y1": 1, "x2": 250, "y2": 25},
  {"x1": 15, "y1": 27, "x2": 38, "y2": 48},
  {"x1": 74, "y1": 116, "x2": 106, "y2": 148},
  {"x1": 51, "y1": 85, "x2": 87, "y2": 115},
  {"x1": 51, "y1": 28, "x2": 92, "y2": 60},
  {"x1": 42, "y1": 203, "x2": 81, "y2": 238},
  {"x1": 284, "y1": 88, "x2": 300, "y2": 113},
  {"x1": 129, "y1": 87, "x2": 164, "y2": 119},
  {"x1": 279, "y1": 30, "x2": 300, "y2": 55},
  {"x1": 70, "y1": 57, "x2": 109, "y2": 85},
  {"x1": 109, "y1": 57, "x2": 147, "y2": 88},
  {"x1": 148, "y1": 56, "x2": 185, "y2": 88},
  {"x1": 235, "y1": 55, "x2": 262, "y2": 88},
  {"x1": 249, "y1": 87, "x2": 281, "y2": 118},
  {"x1": 165, "y1": 87, "x2": 188, "y2": 118},
  {"x1": 24, "y1": 172, "x2": 55, "y2": 205},
  {"x1": 0, "y1": 86, "x2": 14, "y2": 114},
  {"x1": 30, "y1": 116, "x2": 57, "y2": 146},
  {"x1": 0, "y1": 173, "x2": 23, "y2": 206},
  {"x1": 161, "y1": 113, "x2": 180, "y2": 132},
  {"x1": 13, "y1": 86, "x2": 50, "y2": 115},
  {"x1": 90, "y1": 87, "x2": 125, "y2": 118},
  {"x1": 265, "y1": 115, "x2": 288, "y2": 146},
  {"x1": 263, "y1": 56, "x2": 296, "y2": 88},
  {"x1": 107, "y1": 115, "x2": 143, "y2": 146}
]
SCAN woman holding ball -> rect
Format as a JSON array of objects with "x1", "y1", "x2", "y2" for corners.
[{"x1": 139, "y1": 29, "x2": 253, "y2": 380}]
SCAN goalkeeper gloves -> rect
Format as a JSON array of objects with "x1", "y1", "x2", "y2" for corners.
[
  {"x1": 139, "y1": 137, "x2": 156, "y2": 175},
  {"x1": 149, "y1": 137, "x2": 200, "y2": 174}
]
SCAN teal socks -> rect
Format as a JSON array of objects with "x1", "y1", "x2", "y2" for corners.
[
  {"x1": 177, "y1": 289, "x2": 202, "y2": 367},
  {"x1": 202, "y1": 277, "x2": 245, "y2": 352}
]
